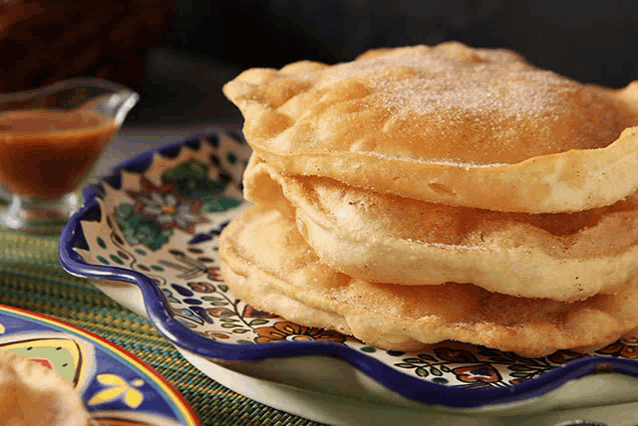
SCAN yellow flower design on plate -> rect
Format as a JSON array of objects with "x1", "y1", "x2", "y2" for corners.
[{"x1": 88, "y1": 374, "x2": 145, "y2": 408}]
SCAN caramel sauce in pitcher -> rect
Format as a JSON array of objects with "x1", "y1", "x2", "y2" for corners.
[{"x1": 0, "y1": 109, "x2": 118, "y2": 197}]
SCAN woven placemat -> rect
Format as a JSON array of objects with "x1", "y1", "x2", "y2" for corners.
[{"x1": 0, "y1": 228, "x2": 323, "y2": 426}]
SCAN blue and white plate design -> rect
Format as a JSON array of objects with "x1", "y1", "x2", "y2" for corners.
[{"x1": 59, "y1": 131, "x2": 638, "y2": 411}]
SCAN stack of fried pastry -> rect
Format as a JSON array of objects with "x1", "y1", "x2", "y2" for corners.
[{"x1": 219, "y1": 42, "x2": 638, "y2": 357}]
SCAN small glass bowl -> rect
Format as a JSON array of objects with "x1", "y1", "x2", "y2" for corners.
[{"x1": 0, "y1": 78, "x2": 138, "y2": 233}]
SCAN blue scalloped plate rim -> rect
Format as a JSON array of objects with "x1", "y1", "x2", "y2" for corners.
[
  {"x1": 58, "y1": 132, "x2": 638, "y2": 410},
  {"x1": 0, "y1": 304, "x2": 200, "y2": 425}
]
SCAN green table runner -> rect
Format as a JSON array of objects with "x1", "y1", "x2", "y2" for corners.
[{"x1": 0, "y1": 228, "x2": 323, "y2": 426}]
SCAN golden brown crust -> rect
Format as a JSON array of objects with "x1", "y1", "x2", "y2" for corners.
[
  {"x1": 222, "y1": 42, "x2": 638, "y2": 358},
  {"x1": 219, "y1": 206, "x2": 638, "y2": 358},
  {"x1": 244, "y1": 155, "x2": 638, "y2": 301},
  {"x1": 224, "y1": 42, "x2": 638, "y2": 213}
]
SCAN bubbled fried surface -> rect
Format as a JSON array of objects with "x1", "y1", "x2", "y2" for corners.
[
  {"x1": 224, "y1": 42, "x2": 638, "y2": 213},
  {"x1": 219, "y1": 205, "x2": 638, "y2": 358},
  {"x1": 244, "y1": 155, "x2": 638, "y2": 301}
]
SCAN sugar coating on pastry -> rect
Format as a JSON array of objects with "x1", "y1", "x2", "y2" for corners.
[
  {"x1": 0, "y1": 350, "x2": 90, "y2": 425},
  {"x1": 219, "y1": 205, "x2": 638, "y2": 358},
  {"x1": 244, "y1": 155, "x2": 638, "y2": 301},
  {"x1": 223, "y1": 41, "x2": 638, "y2": 213}
]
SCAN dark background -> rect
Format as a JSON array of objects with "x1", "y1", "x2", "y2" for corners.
[
  {"x1": 144, "y1": 0, "x2": 638, "y2": 125},
  {"x1": 163, "y1": 0, "x2": 637, "y2": 88},
  {"x1": 3, "y1": 1, "x2": 637, "y2": 126}
]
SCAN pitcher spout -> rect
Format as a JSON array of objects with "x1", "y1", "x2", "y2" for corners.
[
  {"x1": 0, "y1": 77, "x2": 139, "y2": 122},
  {"x1": 81, "y1": 86, "x2": 139, "y2": 126}
]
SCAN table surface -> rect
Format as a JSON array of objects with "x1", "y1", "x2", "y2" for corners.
[
  {"x1": 0, "y1": 45, "x2": 328, "y2": 423},
  {"x1": 0, "y1": 121, "x2": 328, "y2": 426}
]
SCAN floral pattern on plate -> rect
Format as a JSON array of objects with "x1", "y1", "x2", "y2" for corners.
[{"x1": 60, "y1": 131, "x2": 638, "y2": 409}]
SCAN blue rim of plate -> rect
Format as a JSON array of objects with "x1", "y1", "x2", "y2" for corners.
[
  {"x1": 59, "y1": 132, "x2": 638, "y2": 410},
  {"x1": 0, "y1": 304, "x2": 200, "y2": 425}
]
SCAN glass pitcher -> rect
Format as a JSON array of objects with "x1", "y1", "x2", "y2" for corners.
[{"x1": 0, "y1": 77, "x2": 139, "y2": 233}]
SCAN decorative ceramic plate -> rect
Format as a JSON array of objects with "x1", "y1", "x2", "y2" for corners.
[
  {"x1": 0, "y1": 304, "x2": 199, "y2": 426},
  {"x1": 59, "y1": 131, "x2": 638, "y2": 421}
]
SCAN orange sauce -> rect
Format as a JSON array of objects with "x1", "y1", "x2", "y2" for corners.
[{"x1": 0, "y1": 109, "x2": 118, "y2": 198}]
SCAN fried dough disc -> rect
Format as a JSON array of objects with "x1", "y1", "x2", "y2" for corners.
[
  {"x1": 223, "y1": 42, "x2": 638, "y2": 213},
  {"x1": 244, "y1": 156, "x2": 638, "y2": 301},
  {"x1": 0, "y1": 350, "x2": 90, "y2": 425},
  {"x1": 219, "y1": 205, "x2": 638, "y2": 358}
]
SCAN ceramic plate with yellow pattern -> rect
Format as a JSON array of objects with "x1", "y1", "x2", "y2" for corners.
[{"x1": 0, "y1": 304, "x2": 200, "y2": 426}]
